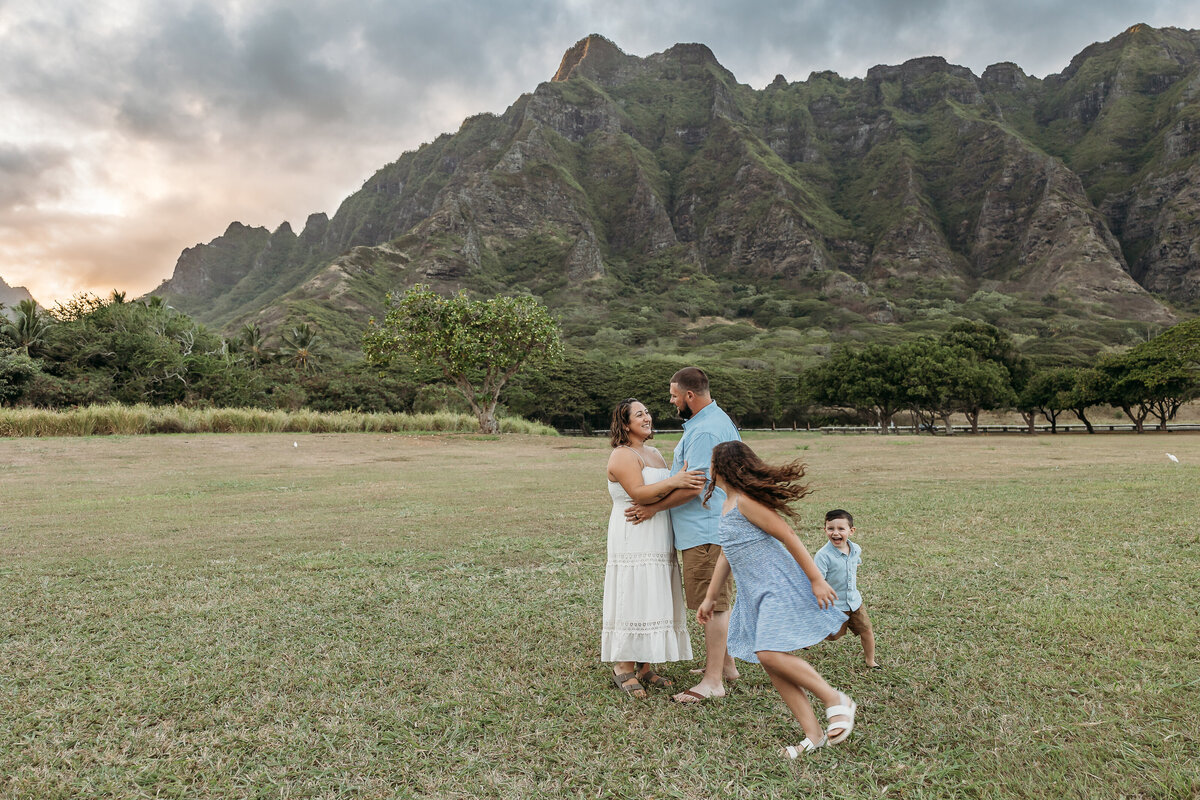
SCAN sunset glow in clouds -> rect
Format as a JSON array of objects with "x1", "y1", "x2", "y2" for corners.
[{"x1": 2, "y1": 0, "x2": 1198, "y2": 306}]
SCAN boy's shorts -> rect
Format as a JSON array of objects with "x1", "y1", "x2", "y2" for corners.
[
  {"x1": 681, "y1": 543, "x2": 733, "y2": 611},
  {"x1": 842, "y1": 604, "x2": 873, "y2": 637}
]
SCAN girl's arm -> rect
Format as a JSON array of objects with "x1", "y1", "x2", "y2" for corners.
[
  {"x1": 607, "y1": 449, "x2": 705, "y2": 505},
  {"x1": 738, "y1": 496, "x2": 838, "y2": 610},
  {"x1": 696, "y1": 551, "x2": 732, "y2": 624}
]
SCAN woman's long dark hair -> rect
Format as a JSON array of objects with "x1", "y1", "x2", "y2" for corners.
[
  {"x1": 703, "y1": 441, "x2": 810, "y2": 519},
  {"x1": 609, "y1": 398, "x2": 641, "y2": 448}
]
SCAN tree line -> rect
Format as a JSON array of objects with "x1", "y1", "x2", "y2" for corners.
[
  {"x1": 0, "y1": 293, "x2": 420, "y2": 413},
  {"x1": 2, "y1": 290, "x2": 1198, "y2": 434},
  {"x1": 500, "y1": 317, "x2": 1200, "y2": 434},
  {"x1": 805, "y1": 319, "x2": 1200, "y2": 433}
]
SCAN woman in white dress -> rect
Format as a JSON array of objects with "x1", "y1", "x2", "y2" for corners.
[{"x1": 603, "y1": 398, "x2": 705, "y2": 698}]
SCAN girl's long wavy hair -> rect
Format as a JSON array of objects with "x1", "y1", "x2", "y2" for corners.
[{"x1": 702, "y1": 441, "x2": 811, "y2": 520}]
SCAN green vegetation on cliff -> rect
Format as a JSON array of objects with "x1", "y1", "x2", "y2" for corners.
[{"x1": 154, "y1": 26, "x2": 1200, "y2": 369}]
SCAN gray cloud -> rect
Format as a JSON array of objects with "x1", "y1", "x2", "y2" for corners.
[
  {"x1": 108, "y1": 4, "x2": 357, "y2": 145},
  {"x1": 0, "y1": 0, "x2": 1198, "y2": 304},
  {"x1": 0, "y1": 144, "x2": 72, "y2": 208}
]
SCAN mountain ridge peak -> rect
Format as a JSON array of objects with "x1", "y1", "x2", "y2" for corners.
[{"x1": 552, "y1": 34, "x2": 629, "y2": 83}]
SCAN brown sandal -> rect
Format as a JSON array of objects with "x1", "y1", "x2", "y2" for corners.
[
  {"x1": 672, "y1": 689, "x2": 710, "y2": 704},
  {"x1": 611, "y1": 670, "x2": 647, "y2": 699},
  {"x1": 636, "y1": 664, "x2": 674, "y2": 689}
]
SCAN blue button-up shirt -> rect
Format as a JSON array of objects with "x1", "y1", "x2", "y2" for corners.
[
  {"x1": 669, "y1": 401, "x2": 740, "y2": 550},
  {"x1": 814, "y1": 540, "x2": 863, "y2": 612}
]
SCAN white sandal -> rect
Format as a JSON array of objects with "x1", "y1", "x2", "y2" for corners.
[
  {"x1": 825, "y1": 691, "x2": 857, "y2": 745},
  {"x1": 782, "y1": 734, "x2": 827, "y2": 759}
]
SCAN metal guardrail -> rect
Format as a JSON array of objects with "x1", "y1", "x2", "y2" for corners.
[
  {"x1": 560, "y1": 423, "x2": 1200, "y2": 435},
  {"x1": 816, "y1": 423, "x2": 1200, "y2": 434}
]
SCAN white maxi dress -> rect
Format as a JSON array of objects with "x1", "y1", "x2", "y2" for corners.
[{"x1": 601, "y1": 463, "x2": 693, "y2": 663}]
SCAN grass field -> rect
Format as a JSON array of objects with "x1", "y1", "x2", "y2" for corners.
[{"x1": 1, "y1": 431, "x2": 1197, "y2": 799}]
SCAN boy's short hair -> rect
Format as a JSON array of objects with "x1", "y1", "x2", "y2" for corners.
[{"x1": 825, "y1": 509, "x2": 854, "y2": 527}]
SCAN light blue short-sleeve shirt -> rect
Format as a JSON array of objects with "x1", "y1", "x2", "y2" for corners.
[
  {"x1": 814, "y1": 540, "x2": 863, "y2": 612},
  {"x1": 668, "y1": 401, "x2": 741, "y2": 551}
]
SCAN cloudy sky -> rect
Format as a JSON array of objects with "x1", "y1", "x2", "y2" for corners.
[{"x1": 3, "y1": 0, "x2": 1198, "y2": 306}]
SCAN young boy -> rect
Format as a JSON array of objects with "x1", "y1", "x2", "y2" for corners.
[{"x1": 814, "y1": 509, "x2": 879, "y2": 668}]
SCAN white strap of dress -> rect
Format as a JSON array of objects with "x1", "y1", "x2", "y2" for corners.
[{"x1": 621, "y1": 445, "x2": 646, "y2": 467}]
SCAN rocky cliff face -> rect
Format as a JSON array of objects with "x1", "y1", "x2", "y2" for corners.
[
  {"x1": 0, "y1": 275, "x2": 36, "y2": 316},
  {"x1": 155, "y1": 26, "x2": 1200, "y2": 350},
  {"x1": 154, "y1": 222, "x2": 270, "y2": 310}
]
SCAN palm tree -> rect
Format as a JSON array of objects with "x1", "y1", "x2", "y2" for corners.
[
  {"x1": 239, "y1": 323, "x2": 271, "y2": 366},
  {"x1": 4, "y1": 299, "x2": 50, "y2": 356},
  {"x1": 280, "y1": 323, "x2": 320, "y2": 374}
]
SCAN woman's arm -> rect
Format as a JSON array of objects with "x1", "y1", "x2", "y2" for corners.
[
  {"x1": 624, "y1": 482, "x2": 703, "y2": 523},
  {"x1": 607, "y1": 449, "x2": 704, "y2": 505},
  {"x1": 738, "y1": 496, "x2": 837, "y2": 609}
]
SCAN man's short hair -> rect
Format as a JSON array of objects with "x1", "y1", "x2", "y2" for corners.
[
  {"x1": 825, "y1": 509, "x2": 854, "y2": 527},
  {"x1": 671, "y1": 366, "x2": 709, "y2": 395}
]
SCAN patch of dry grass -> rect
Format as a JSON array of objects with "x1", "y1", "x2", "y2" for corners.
[{"x1": 0, "y1": 404, "x2": 556, "y2": 438}]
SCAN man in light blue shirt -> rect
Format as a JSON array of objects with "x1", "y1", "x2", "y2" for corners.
[{"x1": 625, "y1": 366, "x2": 740, "y2": 702}]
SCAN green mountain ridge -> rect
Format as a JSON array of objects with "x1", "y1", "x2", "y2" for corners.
[{"x1": 153, "y1": 25, "x2": 1200, "y2": 365}]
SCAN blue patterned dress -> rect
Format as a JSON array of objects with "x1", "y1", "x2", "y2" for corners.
[{"x1": 721, "y1": 504, "x2": 847, "y2": 663}]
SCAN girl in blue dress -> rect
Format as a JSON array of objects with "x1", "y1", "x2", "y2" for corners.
[{"x1": 696, "y1": 441, "x2": 857, "y2": 758}]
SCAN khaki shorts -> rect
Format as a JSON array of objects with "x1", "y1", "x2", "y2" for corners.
[
  {"x1": 840, "y1": 604, "x2": 874, "y2": 638},
  {"x1": 681, "y1": 543, "x2": 733, "y2": 612}
]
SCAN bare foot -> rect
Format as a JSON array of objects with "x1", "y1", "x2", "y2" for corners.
[{"x1": 687, "y1": 664, "x2": 741, "y2": 681}]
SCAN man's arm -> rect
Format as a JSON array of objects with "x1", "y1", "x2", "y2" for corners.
[{"x1": 626, "y1": 485, "x2": 702, "y2": 523}]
